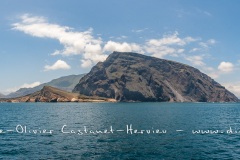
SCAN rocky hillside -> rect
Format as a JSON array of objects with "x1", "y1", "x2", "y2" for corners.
[
  {"x1": 1, "y1": 86, "x2": 115, "y2": 102},
  {"x1": 7, "y1": 74, "x2": 85, "y2": 98},
  {"x1": 73, "y1": 52, "x2": 239, "y2": 102}
]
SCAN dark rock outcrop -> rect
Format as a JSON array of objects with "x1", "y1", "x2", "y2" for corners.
[
  {"x1": 1, "y1": 86, "x2": 116, "y2": 103},
  {"x1": 73, "y1": 52, "x2": 239, "y2": 102}
]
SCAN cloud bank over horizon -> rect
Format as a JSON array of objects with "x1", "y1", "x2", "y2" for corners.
[{"x1": 12, "y1": 14, "x2": 222, "y2": 71}]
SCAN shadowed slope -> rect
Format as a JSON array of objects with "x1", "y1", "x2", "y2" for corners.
[{"x1": 73, "y1": 52, "x2": 239, "y2": 102}]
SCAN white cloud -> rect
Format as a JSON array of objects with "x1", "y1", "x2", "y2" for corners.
[
  {"x1": 218, "y1": 61, "x2": 234, "y2": 73},
  {"x1": 146, "y1": 31, "x2": 197, "y2": 47},
  {"x1": 83, "y1": 43, "x2": 107, "y2": 63},
  {"x1": 145, "y1": 45, "x2": 176, "y2": 58},
  {"x1": 177, "y1": 49, "x2": 185, "y2": 53},
  {"x1": 208, "y1": 72, "x2": 219, "y2": 79},
  {"x1": 176, "y1": 9, "x2": 191, "y2": 18},
  {"x1": 21, "y1": 82, "x2": 41, "y2": 88},
  {"x1": 189, "y1": 48, "x2": 200, "y2": 52},
  {"x1": 81, "y1": 59, "x2": 93, "y2": 68},
  {"x1": 198, "y1": 61, "x2": 235, "y2": 80},
  {"x1": 185, "y1": 55, "x2": 205, "y2": 66},
  {"x1": 132, "y1": 28, "x2": 148, "y2": 33},
  {"x1": 183, "y1": 54, "x2": 218, "y2": 79},
  {"x1": 144, "y1": 31, "x2": 198, "y2": 58},
  {"x1": 196, "y1": 8, "x2": 213, "y2": 17},
  {"x1": 199, "y1": 42, "x2": 208, "y2": 48},
  {"x1": 116, "y1": 35, "x2": 128, "y2": 40},
  {"x1": 103, "y1": 41, "x2": 143, "y2": 53},
  {"x1": 44, "y1": 60, "x2": 71, "y2": 71},
  {"x1": 184, "y1": 36, "x2": 199, "y2": 43},
  {"x1": 223, "y1": 82, "x2": 240, "y2": 98},
  {"x1": 199, "y1": 39, "x2": 216, "y2": 48},
  {"x1": 185, "y1": 60, "x2": 235, "y2": 79},
  {"x1": 12, "y1": 14, "x2": 107, "y2": 68},
  {"x1": 207, "y1": 39, "x2": 216, "y2": 44},
  {"x1": 182, "y1": 54, "x2": 223, "y2": 79},
  {"x1": 11, "y1": 14, "x2": 220, "y2": 73}
]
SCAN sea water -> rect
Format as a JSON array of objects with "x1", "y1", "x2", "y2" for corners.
[{"x1": 0, "y1": 102, "x2": 240, "y2": 159}]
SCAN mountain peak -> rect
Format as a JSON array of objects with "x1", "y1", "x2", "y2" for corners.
[{"x1": 73, "y1": 52, "x2": 239, "y2": 102}]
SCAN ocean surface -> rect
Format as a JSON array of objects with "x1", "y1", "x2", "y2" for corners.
[{"x1": 0, "y1": 102, "x2": 240, "y2": 159}]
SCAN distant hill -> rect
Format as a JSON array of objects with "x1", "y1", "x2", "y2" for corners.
[
  {"x1": 1, "y1": 86, "x2": 115, "y2": 102},
  {"x1": 73, "y1": 52, "x2": 239, "y2": 102},
  {"x1": 7, "y1": 74, "x2": 85, "y2": 98},
  {"x1": 0, "y1": 93, "x2": 5, "y2": 98}
]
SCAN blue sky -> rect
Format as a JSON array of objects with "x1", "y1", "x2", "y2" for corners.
[{"x1": 1, "y1": 0, "x2": 240, "y2": 97}]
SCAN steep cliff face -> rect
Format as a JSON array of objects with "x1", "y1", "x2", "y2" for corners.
[{"x1": 73, "y1": 52, "x2": 239, "y2": 102}]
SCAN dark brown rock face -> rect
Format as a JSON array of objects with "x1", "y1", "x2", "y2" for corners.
[
  {"x1": 73, "y1": 52, "x2": 239, "y2": 102},
  {"x1": 0, "y1": 86, "x2": 116, "y2": 103}
]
